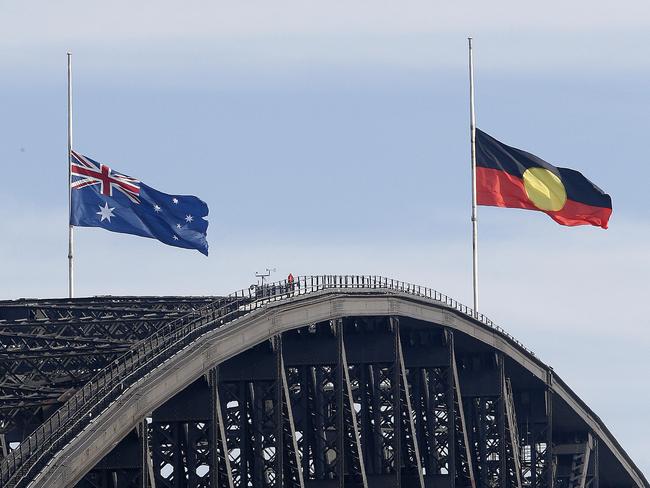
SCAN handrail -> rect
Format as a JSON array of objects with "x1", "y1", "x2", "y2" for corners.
[{"x1": 0, "y1": 275, "x2": 534, "y2": 487}]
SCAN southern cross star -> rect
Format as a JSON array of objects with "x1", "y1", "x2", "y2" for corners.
[
  {"x1": 172, "y1": 235, "x2": 179, "y2": 240},
  {"x1": 185, "y1": 214, "x2": 193, "y2": 223},
  {"x1": 176, "y1": 223, "x2": 182, "y2": 229},
  {"x1": 96, "y1": 202, "x2": 115, "y2": 222},
  {"x1": 153, "y1": 204, "x2": 161, "y2": 212},
  {"x1": 172, "y1": 198, "x2": 179, "y2": 204}
]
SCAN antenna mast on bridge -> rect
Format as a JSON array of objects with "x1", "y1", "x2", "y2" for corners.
[{"x1": 255, "y1": 268, "x2": 276, "y2": 286}]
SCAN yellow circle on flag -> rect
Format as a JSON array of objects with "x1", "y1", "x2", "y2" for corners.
[{"x1": 522, "y1": 167, "x2": 567, "y2": 211}]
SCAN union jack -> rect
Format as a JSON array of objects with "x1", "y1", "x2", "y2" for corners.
[{"x1": 70, "y1": 151, "x2": 141, "y2": 204}]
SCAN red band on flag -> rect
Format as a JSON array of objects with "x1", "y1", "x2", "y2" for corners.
[
  {"x1": 476, "y1": 167, "x2": 611, "y2": 228},
  {"x1": 476, "y1": 167, "x2": 536, "y2": 210}
]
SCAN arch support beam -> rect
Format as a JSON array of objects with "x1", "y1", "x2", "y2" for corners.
[
  {"x1": 450, "y1": 331, "x2": 477, "y2": 488},
  {"x1": 209, "y1": 367, "x2": 234, "y2": 488},
  {"x1": 394, "y1": 317, "x2": 425, "y2": 488},
  {"x1": 277, "y1": 335, "x2": 305, "y2": 488},
  {"x1": 503, "y1": 371, "x2": 523, "y2": 488},
  {"x1": 336, "y1": 319, "x2": 368, "y2": 488},
  {"x1": 18, "y1": 292, "x2": 646, "y2": 488}
]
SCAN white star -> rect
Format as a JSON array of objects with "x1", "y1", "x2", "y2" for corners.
[
  {"x1": 153, "y1": 204, "x2": 161, "y2": 212},
  {"x1": 96, "y1": 203, "x2": 115, "y2": 222},
  {"x1": 172, "y1": 235, "x2": 179, "y2": 240},
  {"x1": 172, "y1": 198, "x2": 179, "y2": 204},
  {"x1": 185, "y1": 214, "x2": 194, "y2": 223},
  {"x1": 176, "y1": 223, "x2": 182, "y2": 229}
]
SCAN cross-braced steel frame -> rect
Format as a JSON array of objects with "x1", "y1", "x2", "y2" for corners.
[
  {"x1": 0, "y1": 276, "x2": 645, "y2": 488},
  {"x1": 71, "y1": 317, "x2": 551, "y2": 488},
  {"x1": 0, "y1": 297, "x2": 220, "y2": 445}
]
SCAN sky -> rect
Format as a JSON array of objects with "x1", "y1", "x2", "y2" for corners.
[{"x1": 1, "y1": 0, "x2": 649, "y2": 476}]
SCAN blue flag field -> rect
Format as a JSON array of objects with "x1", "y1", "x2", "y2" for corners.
[{"x1": 70, "y1": 151, "x2": 209, "y2": 255}]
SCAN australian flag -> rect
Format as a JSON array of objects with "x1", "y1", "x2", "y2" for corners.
[{"x1": 70, "y1": 151, "x2": 209, "y2": 255}]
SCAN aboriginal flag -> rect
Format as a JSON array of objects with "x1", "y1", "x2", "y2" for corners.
[{"x1": 475, "y1": 129, "x2": 612, "y2": 228}]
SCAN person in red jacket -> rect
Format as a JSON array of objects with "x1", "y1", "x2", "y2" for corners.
[{"x1": 287, "y1": 273, "x2": 295, "y2": 293}]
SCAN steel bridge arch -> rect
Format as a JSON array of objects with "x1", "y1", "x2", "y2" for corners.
[{"x1": 0, "y1": 276, "x2": 646, "y2": 488}]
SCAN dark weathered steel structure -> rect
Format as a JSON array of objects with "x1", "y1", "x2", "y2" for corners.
[{"x1": 0, "y1": 276, "x2": 646, "y2": 488}]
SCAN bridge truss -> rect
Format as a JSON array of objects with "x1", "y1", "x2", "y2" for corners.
[
  {"x1": 0, "y1": 277, "x2": 646, "y2": 488},
  {"x1": 0, "y1": 296, "x2": 218, "y2": 447}
]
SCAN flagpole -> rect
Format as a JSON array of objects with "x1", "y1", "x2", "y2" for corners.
[
  {"x1": 468, "y1": 37, "x2": 479, "y2": 315},
  {"x1": 67, "y1": 52, "x2": 74, "y2": 299}
]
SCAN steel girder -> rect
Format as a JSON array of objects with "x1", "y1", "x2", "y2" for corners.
[
  {"x1": 0, "y1": 297, "x2": 221, "y2": 442},
  {"x1": 74, "y1": 317, "x2": 537, "y2": 488},
  {"x1": 1, "y1": 284, "x2": 643, "y2": 488},
  {"x1": 0, "y1": 297, "x2": 218, "y2": 319}
]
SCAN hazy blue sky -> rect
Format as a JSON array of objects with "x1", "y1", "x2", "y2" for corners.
[{"x1": 1, "y1": 0, "x2": 649, "y2": 475}]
